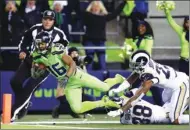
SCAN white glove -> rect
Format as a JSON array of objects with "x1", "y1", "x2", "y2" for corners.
[
  {"x1": 107, "y1": 109, "x2": 123, "y2": 117},
  {"x1": 108, "y1": 89, "x2": 117, "y2": 97}
]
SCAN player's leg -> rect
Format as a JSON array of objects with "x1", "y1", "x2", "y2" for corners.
[
  {"x1": 169, "y1": 81, "x2": 189, "y2": 124},
  {"x1": 12, "y1": 71, "x2": 49, "y2": 121},
  {"x1": 65, "y1": 87, "x2": 119, "y2": 114},
  {"x1": 75, "y1": 69, "x2": 124, "y2": 92},
  {"x1": 10, "y1": 59, "x2": 32, "y2": 121},
  {"x1": 52, "y1": 81, "x2": 80, "y2": 118},
  {"x1": 10, "y1": 60, "x2": 31, "y2": 100}
]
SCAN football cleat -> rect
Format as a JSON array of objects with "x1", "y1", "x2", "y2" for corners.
[{"x1": 102, "y1": 95, "x2": 120, "y2": 109}]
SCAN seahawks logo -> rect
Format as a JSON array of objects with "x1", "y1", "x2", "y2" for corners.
[{"x1": 47, "y1": 11, "x2": 52, "y2": 16}]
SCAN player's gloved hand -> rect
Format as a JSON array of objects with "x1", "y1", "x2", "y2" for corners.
[
  {"x1": 60, "y1": 75, "x2": 69, "y2": 88},
  {"x1": 108, "y1": 89, "x2": 118, "y2": 97},
  {"x1": 31, "y1": 63, "x2": 46, "y2": 79},
  {"x1": 107, "y1": 109, "x2": 123, "y2": 117}
]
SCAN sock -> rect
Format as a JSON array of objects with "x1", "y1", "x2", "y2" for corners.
[
  {"x1": 178, "y1": 115, "x2": 189, "y2": 124},
  {"x1": 57, "y1": 96, "x2": 70, "y2": 113},
  {"x1": 57, "y1": 96, "x2": 67, "y2": 104},
  {"x1": 79, "y1": 101, "x2": 105, "y2": 113}
]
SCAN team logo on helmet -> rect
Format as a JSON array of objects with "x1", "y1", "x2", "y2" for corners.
[{"x1": 129, "y1": 50, "x2": 150, "y2": 73}]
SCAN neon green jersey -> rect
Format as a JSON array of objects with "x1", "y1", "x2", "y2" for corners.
[
  {"x1": 165, "y1": 9, "x2": 189, "y2": 59},
  {"x1": 134, "y1": 35, "x2": 154, "y2": 56},
  {"x1": 32, "y1": 44, "x2": 68, "y2": 80}
]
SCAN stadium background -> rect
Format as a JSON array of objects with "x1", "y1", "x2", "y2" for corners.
[{"x1": 0, "y1": 0, "x2": 189, "y2": 114}]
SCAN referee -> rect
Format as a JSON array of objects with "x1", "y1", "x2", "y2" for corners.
[{"x1": 10, "y1": 10, "x2": 77, "y2": 121}]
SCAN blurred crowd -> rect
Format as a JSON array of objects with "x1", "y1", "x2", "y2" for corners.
[
  {"x1": 0, "y1": 0, "x2": 149, "y2": 69},
  {"x1": 0, "y1": 0, "x2": 189, "y2": 73}
]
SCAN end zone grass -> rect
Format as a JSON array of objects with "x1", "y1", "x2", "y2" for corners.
[{"x1": 1, "y1": 114, "x2": 189, "y2": 129}]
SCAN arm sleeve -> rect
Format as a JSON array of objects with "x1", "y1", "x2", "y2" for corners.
[
  {"x1": 55, "y1": 30, "x2": 70, "y2": 47},
  {"x1": 18, "y1": 25, "x2": 35, "y2": 54},
  {"x1": 123, "y1": 0, "x2": 135, "y2": 16},
  {"x1": 143, "y1": 36, "x2": 154, "y2": 56},
  {"x1": 165, "y1": 9, "x2": 183, "y2": 36},
  {"x1": 106, "y1": 1, "x2": 126, "y2": 21}
]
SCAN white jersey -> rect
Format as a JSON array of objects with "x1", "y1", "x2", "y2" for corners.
[
  {"x1": 139, "y1": 59, "x2": 189, "y2": 90},
  {"x1": 120, "y1": 99, "x2": 170, "y2": 124}
]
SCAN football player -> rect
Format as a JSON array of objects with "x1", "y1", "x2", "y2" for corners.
[
  {"x1": 31, "y1": 31, "x2": 121, "y2": 114},
  {"x1": 112, "y1": 88, "x2": 171, "y2": 124},
  {"x1": 107, "y1": 50, "x2": 189, "y2": 124}
]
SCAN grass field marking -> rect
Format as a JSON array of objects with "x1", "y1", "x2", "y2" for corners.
[
  {"x1": 12, "y1": 120, "x2": 120, "y2": 125},
  {"x1": 11, "y1": 124, "x2": 110, "y2": 129}
]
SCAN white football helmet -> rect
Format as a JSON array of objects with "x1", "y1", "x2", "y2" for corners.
[{"x1": 129, "y1": 50, "x2": 150, "y2": 73}]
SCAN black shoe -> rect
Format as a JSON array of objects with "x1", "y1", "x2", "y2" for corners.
[
  {"x1": 17, "y1": 102, "x2": 32, "y2": 120},
  {"x1": 69, "y1": 111, "x2": 81, "y2": 118},
  {"x1": 52, "y1": 105, "x2": 60, "y2": 119},
  {"x1": 17, "y1": 107, "x2": 28, "y2": 120}
]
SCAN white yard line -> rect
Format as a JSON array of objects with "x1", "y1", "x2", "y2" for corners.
[
  {"x1": 11, "y1": 124, "x2": 110, "y2": 129},
  {"x1": 12, "y1": 120, "x2": 120, "y2": 125}
]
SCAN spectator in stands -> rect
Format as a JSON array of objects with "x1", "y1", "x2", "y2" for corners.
[
  {"x1": 124, "y1": 0, "x2": 148, "y2": 40},
  {"x1": 120, "y1": 20, "x2": 154, "y2": 65},
  {"x1": 19, "y1": 0, "x2": 49, "y2": 13},
  {"x1": 158, "y1": 2, "x2": 189, "y2": 75},
  {"x1": 53, "y1": 1, "x2": 70, "y2": 41},
  {"x1": 19, "y1": 0, "x2": 42, "y2": 29},
  {"x1": 79, "y1": 0, "x2": 127, "y2": 70},
  {"x1": 2, "y1": 1, "x2": 24, "y2": 46}
]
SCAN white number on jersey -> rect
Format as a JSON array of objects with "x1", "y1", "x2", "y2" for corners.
[{"x1": 131, "y1": 105, "x2": 152, "y2": 124}]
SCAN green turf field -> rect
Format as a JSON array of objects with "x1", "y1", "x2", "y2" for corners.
[{"x1": 1, "y1": 114, "x2": 188, "y2": 129}]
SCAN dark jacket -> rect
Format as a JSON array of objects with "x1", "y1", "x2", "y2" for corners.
[
  {"x1": 2, "y1": 11, "x2": 24, "y2": 46},
  {"x1": 22, "y1": 7, "x2": 42, "y2": 29},
  {"x1": 82, "y1": 1, "x2": 126, "y2": 42}
]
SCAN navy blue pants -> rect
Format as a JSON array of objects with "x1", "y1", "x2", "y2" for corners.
[
  {"x1": 83, "y1": 41, "x2": 106, "y2": 70},
  {"x1": 179, "y1": 58, "x2": 189, "y2": 76}
]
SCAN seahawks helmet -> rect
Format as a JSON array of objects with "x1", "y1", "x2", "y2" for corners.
[
  {"x1": 129, "y1": 50, "x2": 150, "y2": 73},
  {"x1": 34, "y1": 31, "x2": 52, "y2": 54}
]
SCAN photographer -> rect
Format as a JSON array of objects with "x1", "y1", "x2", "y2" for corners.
[{"x1": 68, "y1": 47, "x2": 93, "y2": 72}]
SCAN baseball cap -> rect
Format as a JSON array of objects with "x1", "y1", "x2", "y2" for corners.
[{"x1": 43, "y1": 10, "x2": 55, "y2": 20}]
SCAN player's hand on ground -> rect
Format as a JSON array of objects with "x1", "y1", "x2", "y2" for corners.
[
  {"x1": 60, "y1": 76, "x2": 69, "y2": 88},
  {"x1": 19, "y1": 52, "x2": 26, "y2": 60},
  {"x1": 107, "y1": 109, "x2": 123, "y2": 117}
]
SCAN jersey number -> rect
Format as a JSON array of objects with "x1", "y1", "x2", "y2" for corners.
[
  {"x1": 156, "y1": 65, "x2": 170, "y2": 79},
  {"x1": 48, "y1": 63, "x2": 66, "y2": 77},
  {"x1": 132, "y1": 105, "x2": 152, "y2": 124}
]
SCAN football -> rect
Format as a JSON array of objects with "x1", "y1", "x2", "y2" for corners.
[
  {"x1": 33, "y1": 63, "x2": 46, "y2": 70},
  {"x1": 38, "y1": 63, "x2": 46, "y2": 69}
]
